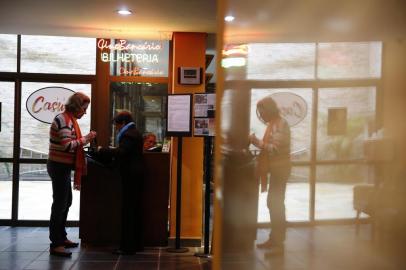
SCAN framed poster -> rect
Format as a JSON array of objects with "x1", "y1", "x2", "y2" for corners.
[
  {"x1": 166, "y1": 94, "x2": 192, "y2": 137},
  {"x1": 194, "y1": 118, "x2": 215, "y2": 136},
  {"x1": 193, "y1": 93, "x2": 216, "y2": 137}
]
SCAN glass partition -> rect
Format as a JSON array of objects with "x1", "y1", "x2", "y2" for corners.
[{"x1": 110, "y1": 82, "x2": 168, "y2": 144}]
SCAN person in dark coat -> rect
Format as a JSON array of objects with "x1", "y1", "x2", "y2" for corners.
[{"x1": 99, "y1": 111, "x2": 145, "y2": 255}]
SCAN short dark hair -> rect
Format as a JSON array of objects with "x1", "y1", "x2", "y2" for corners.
[
  {"x1": 65, "y1": 92, "x2": 90, "y2": 113},
  {"x1": 113, "y1": 111, "x2": 134, "y2": 125}
]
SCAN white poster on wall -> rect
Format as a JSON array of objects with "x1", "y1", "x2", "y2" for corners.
[{"x1": 166, "y1": 94, "x2": 192, "y2": 136}]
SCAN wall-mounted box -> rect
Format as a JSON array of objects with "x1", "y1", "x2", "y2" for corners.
[{"x1": 178, "y1": 67, "x2": 202, "y2": 85}]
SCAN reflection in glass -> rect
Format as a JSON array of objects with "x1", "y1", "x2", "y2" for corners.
[
  {"x1": 315, "y1": 164, "x2": 369, "y2": 219},
  {"x1": 0, "y1": 34, "x2": 17, "y2": 72},
  {"x1": 251, "y1": 89, "x2": 312, "y2": 161},
  {"x1": 258, "y1": 166, "x2": 310, "y2": 222},
  {"x1": 21, "y1": 35, "x2": 96, "y2": 75},
  {"x1": 0, "y1": 163, "x2": 12, "y2": 219},
  {"x1": 247, "y1": 43, "x2": 316, "y2": 80},
  {"x1": 317, "y1": 87, "x2": 376, "y2": 160},
  {"x1": 0, "y1": 82, "x2": 14, "y2": 158},
  {"x1": 317, "y1": 42, "x2": 382, "y2": 79}
]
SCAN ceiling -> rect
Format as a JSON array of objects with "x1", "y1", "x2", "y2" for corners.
[
  {"x1": 223, "y1": 0, "x2": 406, "y2": 44},
  {"x1": 1, "y1": 0, "x2": 405, "y2": 45},
  {"x1": 0, "y1": 0, "x2": 217, "y2": 40}
]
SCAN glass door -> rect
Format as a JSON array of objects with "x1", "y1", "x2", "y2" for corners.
[
  {"x1": 250, "y1": 88, "x2": 312, "y2": 222},
  {"x1": 315, "y1": 87, "x2": 376, "y2": 219},
  {"x1": 17, "y1": 82, "x2": 92, "y2": 221}
]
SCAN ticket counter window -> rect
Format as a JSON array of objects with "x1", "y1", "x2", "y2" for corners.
[{"x1": 110, "y1": 82, "x2": 167, "y2": 145}]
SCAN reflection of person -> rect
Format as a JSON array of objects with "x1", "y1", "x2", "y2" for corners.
[
  {"x1": 48, "y1": 92, "x2": 97, "y2": 257},
  {"x1": 99, "y1": 111, "x2": 145, "y2": 255},
  {"x1": 249, "y1": 96, "x2": 291, "y2": 251},
  {"x1": 143, "y1": 133, "x2": 157, "y2": 150}
]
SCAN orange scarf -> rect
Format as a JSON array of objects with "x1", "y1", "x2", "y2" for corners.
[
  {"x1": 65, "y1": 112, "x2": 86, "y2": 190},
  {"x1": 256, "y1": 122, "x2": 273, "y2": 192}
]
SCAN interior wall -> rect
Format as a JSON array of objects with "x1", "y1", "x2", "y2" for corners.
[{"x1": 169, "y1": 32, "x2": 206, "y2": 239}]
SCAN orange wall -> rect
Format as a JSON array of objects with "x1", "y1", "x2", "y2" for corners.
[{"x1": 169, "y1": 32, "x2": 207, "y2": 239}]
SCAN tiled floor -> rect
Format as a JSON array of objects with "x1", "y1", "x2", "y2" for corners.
[
  {"x1": 224, "y1": 225, "x2": 406, "y2": 270},
  {"x1": 1, "y1": 224, "x2": 406, "y2": 270},
  {"x1": 0, "y1": 227, "x2": 211, "y2": 270}
]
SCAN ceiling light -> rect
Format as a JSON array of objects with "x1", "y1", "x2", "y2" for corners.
[
  {"x1": 117, "y1": 9, "x2": 132, "y2": 15},
  {"x1": 224, "y1": 15, "x2": 235, "y2": 22}
]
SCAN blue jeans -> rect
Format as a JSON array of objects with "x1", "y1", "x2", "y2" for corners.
[{"x1": 47, "y1": 160, "x2": 73, "y2": 248}]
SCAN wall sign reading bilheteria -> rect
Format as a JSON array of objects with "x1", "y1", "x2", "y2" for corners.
[
  {"x1": 270, "y1": 92, "x2": 307, "y2": 127},
  {"x1": 26, "y1": 87, "x2": 75, "y2": 124}
]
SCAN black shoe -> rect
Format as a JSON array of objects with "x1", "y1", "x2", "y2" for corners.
[
  {"x1": 50, "y1": 246, "x2": 72, "y2": 257},
  {"x1": 64, "y1": 240, "x2": 79, "y2": 248},
  {"x1": 112, "y1": 249, "x2": 134, "y2": 255}
]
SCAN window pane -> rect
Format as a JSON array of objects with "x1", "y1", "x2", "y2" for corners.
[
  {"x1": 315, "y1": 164, "x2": 370, "y2": 220},
  {"x1": 21, "y1": 83, "x2": 92, "y2": 157},
  {"x1": 317, "y1": 42, "x2": 382, "y2": 79},
  {"x1": 0, "y1": 34, "x2": 17, "y2": 72},
  {"x1": 258, "y1": 166, "x2": 310, "y2": 222},
  {"x1": 317, "y1": 87, "x2": 376, "y2": 160},
  {"x1": 110, "y1": 82, "x2": 167, "y2": 142},
  {"x1": 18, "y1": 164, "x2": 79, "y2": 220},
  {"x1": 0, "y1": 82, "x2": 14, "y2": 158},
  {"x1": 250, "y1": 88, "x2": 312, "y2": 161},
  {"x1": 21, "y1": 35, "x2": 96, "y2": 74},
  {"x1": 247, "y1": 43, "x2": 315, "y2": 80},
  {"x1": 0, "y1": 163, "x2": 12, "y2": 219}
]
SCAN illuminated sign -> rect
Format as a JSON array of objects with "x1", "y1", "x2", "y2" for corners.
[
  {"x1": 270, "y1": 92, "x2": 307, "y2": 127},
  {"x1": 98, "y1": 38, "x2": 169, "y2": 76},
  {"x1": 26, "y1": 87, "x2": 74, "y2": 124}
]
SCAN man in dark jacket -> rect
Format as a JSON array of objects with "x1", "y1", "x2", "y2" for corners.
[{"x1": 99, "y1": 111, "x2": 145, "y2": 255}]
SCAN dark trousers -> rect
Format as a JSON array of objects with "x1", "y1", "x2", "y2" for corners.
[
  {"x1": 47, "y1": 160, "x2": 73, "y2": 248},
  {"x1": 267, "y1": 164, "x2": 291, "y2": 245},
  {"x1": 120, "y1": 175, "x2": 144, "y2": 252}
]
